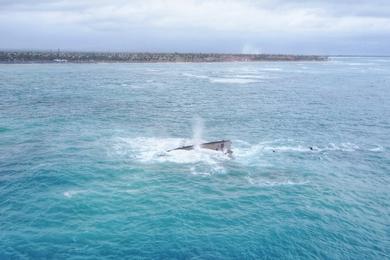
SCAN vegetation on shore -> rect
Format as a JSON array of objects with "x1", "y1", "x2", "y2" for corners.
[{"x1": 0, "y1": 51, "x2": 327, "y2": 63}]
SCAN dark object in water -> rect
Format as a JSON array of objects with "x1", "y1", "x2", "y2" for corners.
[{"x1": 168, "y1": 140, "x2": 233, "y2": 155}]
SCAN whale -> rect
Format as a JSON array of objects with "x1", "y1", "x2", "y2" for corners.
[{"x1": 167, "y1": 140, "x2": 233, "y2": 155}]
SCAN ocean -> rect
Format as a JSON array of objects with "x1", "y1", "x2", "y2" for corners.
[{"x1": 0, "y1": 57, "x2": 389, "y2": 259}]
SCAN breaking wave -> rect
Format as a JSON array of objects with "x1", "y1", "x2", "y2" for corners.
[
  {"x1": 260, "y1": 68, "x2": 282, "y2": 71},
  {"x1": 234, "y1": 74, "x2": 271, "y2": 79},
  {"x1": 181, "y1": 72, "x2": 209, "y2": 79},
  {"x1": 182, "y1": 72, "x2": 271, "y2": 84},
  {"x1": 209, "y1": 77, "x2": 261, "y2": 84}
]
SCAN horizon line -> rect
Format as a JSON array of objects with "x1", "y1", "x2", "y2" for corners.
[{"x1": 1, "y1": 49, "x2": 390, "y2": 58}]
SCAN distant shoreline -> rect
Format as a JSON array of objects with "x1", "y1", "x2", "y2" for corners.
[{"x1": 0, "y1": 51, "x2": 327, "y2": 64}]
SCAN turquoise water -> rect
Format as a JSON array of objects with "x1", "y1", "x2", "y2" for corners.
[{"x1": 0, "y1": 58, "x2": 389, "y2": 259}]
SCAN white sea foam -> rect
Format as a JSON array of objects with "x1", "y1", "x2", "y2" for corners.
[
  {"x1": 231, "y1": 141, "x2": 369, "y2": 164},
  {"x1": 182, "y1": 72, "x2": 209, "y2": 79},
  {"x1": 190, "y1": 167, "x2": 211, "y2": 176},
  {"x1": 245, "y1": 176, "x2": 309, "y2": 187},
  {"x1": 264, "y1": 145, "x2": 311, "y2": 152},
  {"x1": 260, "y1": 68, "x2": 282, "y2": 71},
  {"x1": 110, "y1": 116, "x2": 232, "y2": 167},
  {"x1": 231, "y1": 142, "x2": 312, "y2": 160},
  {"x1": 145, "y1": 68, "x2": 161, "y2": 72},
  {"x1": 325, "y1": 143, "x2": 360, "y2": 152},
  {"x1": 368, "y1": 145, "x2": 384, "y2": 152},
  {"x1": 63, "y1": 190, "x2": 86, "y2": 198},
  {"x1": 346, "y1": 62, "x2": 375, "y2": 66},
  {"x1": 112, "y1": 137, "x2": 230, "y2": 172},
  {"x1": 234, "y1": 74, "x2": 270, "y2": 79},
  {"x1": 125, "y1": 189, "x2": 141, "y2": 194},
  {"x1": 370, "y1": 59, "x2": 390, "y2": 63},
  {"x1": 120, "y1": 139, "x2": 362, "y2": 163},
  {"x1": 110, "y1": 135, "x2": 380, "y2": 177},
  {"x1": 183, "y1": 72, "x2": 269, "y2": 83},
  {"x1": 120, "y1": 83, "x2": 143, "y2": 89},
  {"x1": 209, "y1": 77, "x2": 260, "y2": 84}
]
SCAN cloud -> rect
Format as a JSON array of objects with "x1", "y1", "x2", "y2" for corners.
[
  {"x1": 2, "y1": 0, "x2": 390, "y2": 33},
  {"x1": 0, "y1": 0, "x2": 389, "y2": 54}
]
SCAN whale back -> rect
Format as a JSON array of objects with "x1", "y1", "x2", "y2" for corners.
[{"x1": 168, "y1": 140, "x2": 232, "y2": 154}]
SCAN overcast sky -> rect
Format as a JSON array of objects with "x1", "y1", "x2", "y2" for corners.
[{"x1": 0, "y1": 0, "x2": 389, "y2": 55}]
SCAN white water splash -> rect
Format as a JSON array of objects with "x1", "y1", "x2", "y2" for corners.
[
  {"x1": 112, "y1": 137, "x2": 230, "y2": 166},
  {"x1": 110, "y1": 136, "x2": 382, "y2": 177}
]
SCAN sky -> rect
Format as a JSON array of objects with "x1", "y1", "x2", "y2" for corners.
[{"x1": 0, "y1": 0, "x2": 389, "y2": 55}]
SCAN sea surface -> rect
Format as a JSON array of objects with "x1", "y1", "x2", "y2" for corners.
[{"x1": 0, "y1": 58, "x2": 389, "y2": 259}]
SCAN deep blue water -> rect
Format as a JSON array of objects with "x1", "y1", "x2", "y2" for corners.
[{"x1": 0, "y1": 58, "x2": 389, "y2": 259}]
